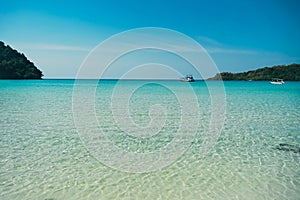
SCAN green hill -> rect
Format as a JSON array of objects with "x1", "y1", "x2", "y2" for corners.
[
  {"x1": 0, "y1": 41, "x2": 43, "y2": 79},
  {"x1": 208, "y1": 64, "x2": 300, "y2": 81}
]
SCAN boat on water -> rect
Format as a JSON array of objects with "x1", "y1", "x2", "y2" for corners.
[
  {"x1": 180, "y1": 75, "x2": 195, "y2": 82},
  {"x1": 270, "y1": 78, "x2": 284, "y2": 85}
]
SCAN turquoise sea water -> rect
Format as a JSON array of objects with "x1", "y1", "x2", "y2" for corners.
[{"x1": 0, "y1": 80, "x2": 299, "y2": 199}]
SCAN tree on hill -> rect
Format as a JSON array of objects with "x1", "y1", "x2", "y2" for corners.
[
  {"x1": 208, "y1": 64, "x2": 300, "y2": 81},
  {"x1": 0, "y1": 41, "x2": 43, "y2": 79}
]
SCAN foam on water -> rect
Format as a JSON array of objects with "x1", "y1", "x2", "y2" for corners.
[{"x1": 0, "y1": 80, "x2": 299, "y2": 199}]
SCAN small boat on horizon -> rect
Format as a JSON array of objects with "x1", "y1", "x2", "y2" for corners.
[
  {"x1": 270, "y1": 78, "x2": 284, "y2": 85},
  {"x1": 180, "y1": 75, "x2": 195, "y2": 82}
]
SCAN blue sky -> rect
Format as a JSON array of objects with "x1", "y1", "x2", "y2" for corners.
[{"x1": 1, "y1": 0, "x2": 299, "y2": 78}]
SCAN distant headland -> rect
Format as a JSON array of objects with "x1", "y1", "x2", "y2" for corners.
[
  {"x1": 208, "y1": 64, "x2": 300, "y2": 81},
  {"x1": 0, "y1": 41, "x2": 43, "y2": 79}
]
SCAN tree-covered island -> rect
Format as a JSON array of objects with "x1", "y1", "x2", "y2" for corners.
[
  {"x1": 208, "y1": 64, "x2": 300, "y2": 81},
  {"x1": 0, "y1": 41, "x2": 43, "y2": 79}
]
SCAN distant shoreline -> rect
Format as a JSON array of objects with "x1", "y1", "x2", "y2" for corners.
[
  {"x1": 207, "y1": 63, "x2": 300, "y2": 81},
  {"x1": 1, "y1": 78, "x2": 299, "y2": 82}
]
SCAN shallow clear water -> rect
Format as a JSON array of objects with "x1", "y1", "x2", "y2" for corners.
[{"x1": 0, "y1": 80, "x2": 299, "y2": 199}]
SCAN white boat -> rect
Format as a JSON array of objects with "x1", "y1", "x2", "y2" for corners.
[
  {"x1": 180, "y1": 75, "x2": 195, "y2": 82},
  {"x1": 270, "y1": 78, "x2": 284, "y2": 84}
]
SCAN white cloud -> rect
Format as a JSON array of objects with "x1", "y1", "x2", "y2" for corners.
[
  {"x1": 206, "y1": 47, "x2": 258, "y2": 54},
  {"x1": 14, "y1": 43, "x2": 91, "y2": 51},
  {"x1": 196, "y1": 35, "x2": 258, "y2": 55},
  {"x1": 197, "y1": 36, "x2": 223, "y2": 46}
]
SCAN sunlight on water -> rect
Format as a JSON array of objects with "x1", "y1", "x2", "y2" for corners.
[{"x1": 0, "y1": 80, "x2": 299, "y2": 199}]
